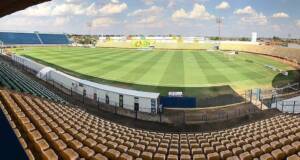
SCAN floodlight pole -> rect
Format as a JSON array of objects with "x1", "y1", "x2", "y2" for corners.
[
  {"x1": 87, "y1": 22, "x2": 92, "y2": 45},
  {"x1": 216, "y1": 17, "x2": 222, "y2": 44}
]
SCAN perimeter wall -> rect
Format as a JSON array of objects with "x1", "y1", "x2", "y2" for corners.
[
  {"x1": 220, "y1": 43, "x2": 300, "y2": 64},
  {"x1": 98, "y1": 40, "x2": 300, "y2": 65},
  {"x1": 97, "y1": 41, "x2": 215, "y2": 50}
]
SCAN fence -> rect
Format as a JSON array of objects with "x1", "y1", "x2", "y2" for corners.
[
  {"x1": 240, "y1": 83, "x2": 300, "y2": 111},
  {"x1": 270, "y1": 100, "x2": 300, "y2": 113},
  {"x1": 19, "y1": 78, "x2": 262, "y2": 124},
  {"x1": 43, "y1": 80, "x2": 161, "y2": 118}
]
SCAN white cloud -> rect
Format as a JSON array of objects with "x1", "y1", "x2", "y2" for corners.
[
  {"x1": 99, "y1": 2, "x2": 128, "y2": 15},
  {"x1": 19, "y1": 2, "x2": 88, "y2": 16},
  {"x1": 296, "y1": 20, "x2": 300, "y2": 28},
  {"x1": 167, "y1": 0, "x2": 176, "y2": 8},
  {"x1": 21, "y1": 1, "x2": 128, "y2": 17},
  {"x1": 91, "y1": 17, "x2": 117, "y2": 27},
  {"x1": 85, "y1": 3, "x2": 98, "y2": 16},
  {"x1": 172, "y1": 3, "x2": 215, "y2": 21},
  {"x1": 65, "y1": 0, "x2": 83, "y2": 3},
  {"x1": 272, "y1": 25, "x2": 281, "y2": 31},
  {"x1": 125, "y1": 18, "x2": 165, "y2": 29},
  {"x1": 216, "y1": 1, "x2": 230, "y2": 10},
  {"x1": 20, "y1": 1, "x2": 129, "y2": 17},
  {"x1": 234, "y1": 6, "x2": 256, "y2": 15},
  {"x1": 272, "y1": 12, "x2": 289, "y2": 18},
  {"x1": 189, "y1": 4, "x2": 215, "y2": 19},
  {"x1": 52, "y1": 3, "x2": 86, "y2": 16},
  {"x1": 19, "y1": 3, "x2": 52, "y2": 16},
  {"x1": 235, "y1": 6, "x2": 267, "y2": 25},
  {"x1": 137, "y1": 16, "x2": 157, "y2": 24},
  {"x1": 172, "y1": 9, "x2": 189, "y2": 20},
  {"x1": 143, "y1": 0, "x2": 156, "y2": 5},
  {"x1": 65, "y1": 0, "x2": 84, "y2": 4},
  {"x1": 111, "y1": 0, "x2": 119, "y2": 3},
  {"x1": 0, "y1": 17, "x2": 42, "y2": 28},
  {"x1": 0, "y1": 16, "x2": 71, "y2": 32},
  {"x1": 54, "y1": 17, "x2": 70, "y2": 26},
  {"x1": 128, "y1": 6, "x2": 163, "y2": 17},
  {"x1": 240, "y1": 13, "x2": 267, "y2": 25}
]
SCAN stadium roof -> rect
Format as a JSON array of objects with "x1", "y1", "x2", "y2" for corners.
[{"x1": 0, "y1": 0, "x2": 50, "y2": 17}]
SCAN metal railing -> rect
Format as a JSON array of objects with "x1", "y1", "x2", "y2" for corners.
[{"x1": 271, "y1": 100, "x2": 300, "y2": 114}]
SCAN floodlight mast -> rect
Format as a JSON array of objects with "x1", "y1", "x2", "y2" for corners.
[
  {"x1": 87, "y1": 22, "x2": 93, "y2": 45},
  {"x1": 216, "y1": 17, "x2": 223, "y2": 44}
]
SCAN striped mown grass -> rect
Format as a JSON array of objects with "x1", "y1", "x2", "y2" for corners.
[{"x1": 13, "y1": 47, "x2": 299, "y2": 107}]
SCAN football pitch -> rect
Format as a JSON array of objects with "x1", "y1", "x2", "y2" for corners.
[{"x1": 14, "y1": 47, "x2": 299, "y2": 106}]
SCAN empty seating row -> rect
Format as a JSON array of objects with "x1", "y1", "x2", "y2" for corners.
[
  {"x1": 0, "y1": 89, "x2": 299, "y2": 160},
  {"x1": 0, "y1": 62, "x2": 64, "y2": 103},
  {"x1": 220, "y1": 44, "x2": 300, "y2": 64},
  {"x1": 0, "y1": 32, "x2": 41, "y2": 45},
  {"x1": 0, "y1": 32, "x2": 70, "y2": 45},
  {"x1": 39, "y1": 34, "x2": 70, "y2": 44}
]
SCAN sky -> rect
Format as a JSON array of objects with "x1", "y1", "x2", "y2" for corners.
[{"x1": 0, "y1": 0, "x2": 300, "y2": 38}]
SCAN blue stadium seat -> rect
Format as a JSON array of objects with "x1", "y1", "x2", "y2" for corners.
[
  {"x1": 0, "y1": 32, "x2": 70, "y2": 45},
  {"x1": 39, "y1": 34, "x2": 70, "y2": 44},
  {"x1": 0, "y1": 32, "x2": 40, "y2": 44}
]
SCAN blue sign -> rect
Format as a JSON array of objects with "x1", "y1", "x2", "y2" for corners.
[{"x1": 160, "y1": 96, "x2": 197, "y2": 108}]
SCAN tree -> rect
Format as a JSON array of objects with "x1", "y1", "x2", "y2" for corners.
[
  {"x1": 273, "y1": 36, "x2": 282, "y2": 41},
  {"x1": 239, "y1": 37, "x2": 250, "y2": 41},
  {"x1": 210, "y1": 37, "x2": 220, "y2": 40}
]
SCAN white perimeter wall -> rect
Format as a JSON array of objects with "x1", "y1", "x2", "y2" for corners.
[
  {"x1": 12, "y1": 54, "x2": 44, "y2": 73},
  {"x1": 12, "y1": 55, "x2": 160, "y2": 114}
]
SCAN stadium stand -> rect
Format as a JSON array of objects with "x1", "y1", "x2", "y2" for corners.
[
  {"x1": 220, "y1": 43, "x2": 300, "y2": 64},
  {"x1": 39, "y1": 34, "x2": 70, "y2": 45},
  {"x1": 0, "y1": 32, "x2": 70, "y2": 45},
  {"x1": 0, "y1": 32, "x2": 41, "y2": 45},
  {"x1": 0, "y1": 61, "x2": 64, "y2": 103},
  {"x1": 0, "y1": 89, "x2": 299, "y2": 160}
]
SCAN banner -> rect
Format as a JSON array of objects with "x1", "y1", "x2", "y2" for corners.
[{"x1": 131, "y1": 40, "x2": 155, "y2": 48}]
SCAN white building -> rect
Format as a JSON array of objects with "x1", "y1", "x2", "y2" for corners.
[{"x1": 251, "y1": 32, "x2": 257, "y2": 43}]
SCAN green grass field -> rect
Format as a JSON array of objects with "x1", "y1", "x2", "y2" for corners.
[{"x1": 13, "y1": 47, "x2": 299, "y2": 107}]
